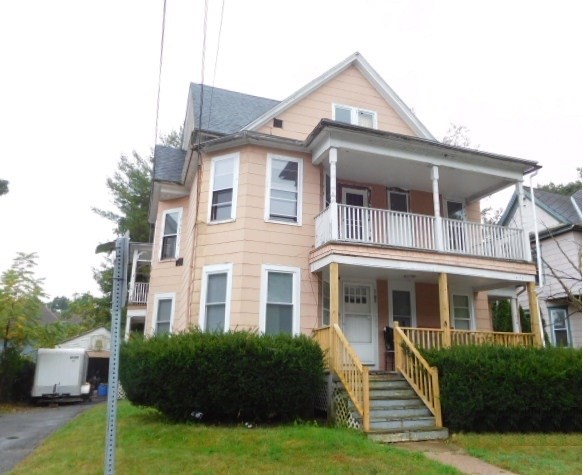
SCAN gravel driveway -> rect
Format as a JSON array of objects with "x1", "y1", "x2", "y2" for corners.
[{"x1": 0, "y1": 400, "x2": 102, "y2": 474}]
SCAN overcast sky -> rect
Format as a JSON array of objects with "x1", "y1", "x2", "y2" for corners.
[{"x1": 1, "y1": 0, "x2": 581, "y2": 300}]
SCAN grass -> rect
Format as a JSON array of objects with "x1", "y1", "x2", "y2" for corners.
[
  {"x1": 10, "y1": 401, "x2": 460, "y2": 475},
  {"x1": 452, "y1": 432, "x2": 582, "y2": 475}
]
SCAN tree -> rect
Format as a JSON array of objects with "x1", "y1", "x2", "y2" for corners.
[
  {"x1": 442, "y1": 123, "x2": 474, "y2": 148},
  {"x1": 539, "y1": 168, "x2": 581, "y2": 196},
  {"x1": 0, "y1": 179, "x2": 8, "y2": 196},
  {"x1": 0, "y1": 253, "x2": 45, "y2": 400},
  {"x1": 48, "y1": 295, "x2": 70, "y2": 313}
]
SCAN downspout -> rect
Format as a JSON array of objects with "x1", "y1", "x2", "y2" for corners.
[{"x1": 529, "y1": 172, "x2": 546, "y2": 347}]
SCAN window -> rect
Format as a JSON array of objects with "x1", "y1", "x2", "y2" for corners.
[
  {"x1": 160, "y1": 209, "x2": 182, "y2": 260},
  {"x1": 322, "y1": 280, "x2": 330, "y2": 326},
  {"x1": 549, "y1": 307, "x2": 570, "y2": 347},
  {"x1": 266, "y1": 155, "x2": 303, "y2": 225},
  {"x1": 260, "y1": 265, "x2": 300, "y2": 335},
  {"x1": 452, "y1": 294, "x2": 472, "y2": 330},
  {"x1": 390, "y1": 282, "x2": 416, "y2": 328},
  {"x1": 333, "y1": 104, "x2": 377, "y2": 128},
  {"x1": 389, "y1": 190, "x2": 409, "y2": 212},
  {"x1": 199, "y1": 264, "x2": 232, "y2": 332},
  {"x1": 446, "y1": 200, "x2": 465, "y2": 220},
  {"x1": 153, "y1": 293, "x2": 175, "y2": 334},
  {"x1": 209, "y1": 154, "x2": 239, "y2": 222}
]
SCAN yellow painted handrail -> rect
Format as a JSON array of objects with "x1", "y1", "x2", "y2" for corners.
[
  {"x1": 312, "y1": 326, "x2": 330, "y2": 368},
  {"x1": 330, "y1": 324, "x2": 370, "y2": 431},
  {"x1": 394, "y1": 324, "x2": 442, "y2": 428}
]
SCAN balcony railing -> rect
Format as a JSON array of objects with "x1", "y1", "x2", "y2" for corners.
[
  {"x1": 128, "y1": 282, "x2": 149, "y2": 304},
  {"x1": 315, "y1": 203, "x2": 527, "y2": 261}
]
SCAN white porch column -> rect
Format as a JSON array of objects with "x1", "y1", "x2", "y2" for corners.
[
  {"x1": 431, "y1": 166, "x2": 444, "y2": 251},
  {"x1": 128, "y1": 249, "x2": 140, "y2": 302},
  {"x1": 329, "y1": 148, "x2": 339, "y2": 240},
  {"x1": 516, "y1": 182, "x2": 532, "y2": 261},
  {"x1": 511, "y1": 297, "x2": 521, "y2": 333}
]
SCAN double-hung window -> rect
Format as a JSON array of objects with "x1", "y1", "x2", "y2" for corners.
[
  {"x1": 160, "y1": 208, "x2": 181, "y2": 260},
  {"x1": 266, "y1": 155, "x2": 302, "y2": 225},
  {"x1": 549, "y1": 307, "x2": 570, "y2": 346},
  {"x1": 261, "y1": 265, "x2": 300, "y2": 336},
  {"x1": 333, "y1": 104, "x2": 377, "y2": 128},
  {"x1": 452, "y1": 294, "x2": 472, "y2": 330},
  {"x1": 209, "y1": 154, "x2": 239, "y2": 222},
  {"x1": 154, "y1": 293, "x2": 175, "y2": 334},
  {"x1": 199, "y1": 264, "x2": 232, "y2": 332}
]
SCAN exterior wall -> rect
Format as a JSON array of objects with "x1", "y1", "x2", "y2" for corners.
[
  {"x1": 506, "y1": 200, "x2": 561, "y2": 233},
  {"x1": 146, "y1": 196, "x2": 190, "y2": 334},
  {"x1": 410, "y1": 190, "x2": 434, "y2": 216},
  {"x1": 376, "y1": 279, "x2": 389, "y2": 366},
  {"x1": 465, "y1": 200, "x2": 481, "y2": 223},
  {"x1": 415, "y1": 283, "x2": 440, "y2": 328},
  {"x1": 188, "y1": 145, "x2": 320, "y2": 335},
  {"x1": 473, "y1": 291, "x2": 492, "y2": 330},
  {"x1": 57, "y1": 328, "x2": 111, "y2": 351},
  {"x1": 257, "y1": 66, "x2": 415, "y2": 140}
]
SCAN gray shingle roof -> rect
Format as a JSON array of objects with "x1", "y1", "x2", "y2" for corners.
[
  {"x1": 153, "y1": 145, "x2": 186, "y2": 183},
  {"x1": 190, "y1": 83, "x2": 280, "y2": 135},
  {"x1": 526, "y1": 186, "x2": 582, "y2": 225}
]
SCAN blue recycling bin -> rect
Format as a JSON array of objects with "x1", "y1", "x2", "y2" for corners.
[{"x1": 98, "y1": 383, "x2": 108, "y2": 397}]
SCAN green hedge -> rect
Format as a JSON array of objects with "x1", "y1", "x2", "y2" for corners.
[
  {"x1": 423, "y1": 345, "x2": 582, "y2": 433},
  {"x1": 120, "y1": 330, "x2": 324, "y2": 423},
  {"x1": 0, "y1": 349, "x2": 35, "y2": 402}
]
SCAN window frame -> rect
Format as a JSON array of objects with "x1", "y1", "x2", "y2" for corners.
[
  {"x1": 389, "y1": 281, "x2": 417, "y2": 328},
  {"x1": 199, "y1": 263, "x2": 233, "y2": 332},
  {"x1": 332, "y1": 103, "x2": 378, "y2": 129},
  {"x1": 207, "y1": 153, "x2": 239, "y2": 224},
  {"x1": 450, "y1": 292, "x2": 474, "y2": 330},
  {"x1": 159, "y1": 208, "x2": 182, "y2": 261},
  {"x1": 548, "y1": 306, "x2": 571, "y2": 347},
  {"x1": 259, "y1": 264, "x2": 301, "y2": 336},
  {"x1": 265, "y1": 154, "x2": 303, "y2": 226},
  {"x1": 153, "y1": 292, "x2": 175, "y2": 335}
]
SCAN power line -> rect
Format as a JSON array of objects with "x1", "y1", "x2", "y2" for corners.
[
  {"x1": 154, "y1": 0, "x2": 168, "y2": 147},
  {"x1": 207, "y1": 0, "x2": 226, "y2": 129},
  {"x1": 197, "y1": 0, "x2": 209, "y2": 147}
]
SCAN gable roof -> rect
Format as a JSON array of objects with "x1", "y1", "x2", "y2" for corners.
[
  {"x1": 190, "y1": 83, "x2": 280, "y2": 135},
  {"x1": 153, "y1": 145, "x2": 186, "y2": 183},
  {"x1": 242, "y1": 52, "x2": 435, "y2": 140},
  {"x1": 500, "y1": 186, "x2": 582, "y2": 226}
]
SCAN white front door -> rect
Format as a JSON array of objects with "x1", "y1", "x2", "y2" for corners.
[
  {"x1": 388, "y1": 190, "x2": 412, "y2": 247},
  {"x1": 341, "y1": 188, "x2": 368, "y2": 241},
  {"x1": 342, "y1": 282, "x2": 377, "y2": 365}
]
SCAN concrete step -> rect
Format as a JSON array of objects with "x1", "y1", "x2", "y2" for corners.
[
  {"x1": 370, "y1": 388, "x2": 418, "y2": 399},
  {"x1": 369, "y1": 379, "x2": 411, "y2": 390},
  {"x1": 367, "y1": 426, "x2": 449, "y2": 444},
  {"x1": 369, "y1": 372, "x2": 403, "y2": 381},
  {"x1": 369, "y1": 405, "x2": 432, "y2": 418},
  {"x1": 369, "y1": 415, "x2": 436, "y2": 431},
  {"x1": 369, "y1": 394, "x2": 422, "y2": 407}
]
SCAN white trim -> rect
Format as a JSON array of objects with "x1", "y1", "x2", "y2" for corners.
[
  {"x1": 243, "y1": 52, "x2": 435, "y2": 140},
  {"x1": 450, "y1": 292, "x2": 475, "y2": 330},
  {"x1": 310, "y1": 254, "x2": 536, "y2": 283},
  {"x1": 444, "y1": 198, "x2": 465, "y2": 220},
  {"x1": 548, "y1": 306, "x2": 571, "y2": 347},
  {"x1": 199, "y1": 263, "x2": 233, "y2": 332},
  {"x1": 152, "y1": 292, "x2": 176, "y2": 335},
  {"x1": 341, "y1": 186, "x2": 368, "y2": 206},
  {"x1": 389, "y1": 281, "x2": 417, "y2": 327},
  {"x1": 259, "y1": 264, "x2": 301, "y2": 336},
  {"x1": 159, "y1": 207, "x2": 182, "y2": 261},
  {"x1": 207, "y1": 153, "x2": 239, "y2": 223},
  {"x1": 265, "y1": 154, "x2": 303, "y2": 226},
  {"x1": 332, "y1": 103, "x2": 378, "y2": 129},
  {"x1": 388, "y1": 189, "x2": 410, "y2": 212}
]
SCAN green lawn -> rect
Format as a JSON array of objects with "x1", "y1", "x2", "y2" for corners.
[
  {"x1": 10, "y1": 402, "x2": 460, "y2": 475},
  {"x1": 452, "y1": 432, "x2": 582, "y2": 475}
]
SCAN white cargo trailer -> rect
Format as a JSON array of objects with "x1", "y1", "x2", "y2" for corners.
[{"x1": 31, "y1": 348, "x2": 92, "y2": 402}]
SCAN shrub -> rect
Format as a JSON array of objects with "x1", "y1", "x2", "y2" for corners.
[
  {"x1": 119, "y1": 330, "x2": 324, "y2": 423},
  {"x1": 423, "y1": 345, "x2": 582, "y2": 433},
  {"x1": 0, "y1": 349, "x2": 36, "y2": 402}
]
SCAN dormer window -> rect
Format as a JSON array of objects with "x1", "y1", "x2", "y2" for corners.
[{"x1": 333, "y1": 104, "x2": 377, "y2": 128}]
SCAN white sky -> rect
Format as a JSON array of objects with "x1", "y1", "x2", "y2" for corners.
[{"x1": 1, "y1": 0, "x2": 581, "y2": 300}]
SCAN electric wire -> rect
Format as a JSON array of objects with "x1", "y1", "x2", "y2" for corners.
[
  {"x1": 197, "y1": 0, "x2": 210, "y2": 147},
  {"x1": 154, "y1": 0, "x2": 168, "y2": 147},
  {"x1": 206, "y1": 0, "x2": 226, "y2": 129}
]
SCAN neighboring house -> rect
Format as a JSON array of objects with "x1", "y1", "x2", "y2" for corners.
[
  {"x1": 500, "y1": 187, "x2": 582, "y2": 347},
  {"x1": 127, "y1": 52, "x2": 544, "y2": 440}
]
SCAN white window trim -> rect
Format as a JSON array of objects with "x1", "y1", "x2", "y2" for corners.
[
  {"x1": 152, "y1": 292, "x2": 176, "y2": 335},
  {"x1": 388, "y1": 190, "x2": 410, "y2": 212},
  {"x1": 199, "y1": 263, "x2": 233, "y2": 332},
  {"x1": 548, "y1": 306, "x2": 571, "y2": 347},
  {"x1": 389, "y1": 281, "x2": 417, "y2": 328},
  {"x1": 264, "y1": 154, "x2": 303, "y2": 226},
  {"x1": 443, "y1": 198, "x2": 466, "y2": 220},
  {"x1": 332, "y1": 103, "x2": 378, "y2": 129},
  {"x1": 259, "y1": 264, "x2": 301, "y2": 335},
  {"x1": 159, "y1": 207, "x2": 182, "y2": 261},
  {"x1": 450, "y1": 291, "x2": 475, "y2": 330},
  {"x1": 207, "y1": 153, "x2": 239, "y2": 224}
]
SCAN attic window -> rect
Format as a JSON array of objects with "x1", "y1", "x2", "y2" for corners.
[
  {"x1": 273, "y1": 118, "x2": 283, "y2": 128},
  {"x1": 333, "y1": 104, "x2": 377, "y2": 129}
]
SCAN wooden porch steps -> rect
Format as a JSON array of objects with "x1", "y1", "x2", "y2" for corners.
[{"x1": 366, "y1": 372, "x2": 448, "y2": 443}]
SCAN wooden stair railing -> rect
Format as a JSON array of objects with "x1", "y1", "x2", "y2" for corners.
[{"x1": 393, "y1": 324, "x2": 443, "y2": 428}]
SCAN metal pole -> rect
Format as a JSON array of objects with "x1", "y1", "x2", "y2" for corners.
[{"x1": 104, "y1": 235, "x2": 129, "y2": 475}]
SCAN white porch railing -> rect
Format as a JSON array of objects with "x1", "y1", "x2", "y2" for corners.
[
  {"x1": 128, "y1": 282, "x2": 149, "y2": 304},
  {"x1": 315, "y1": 204, "x2": 526, "y2": 261}
]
